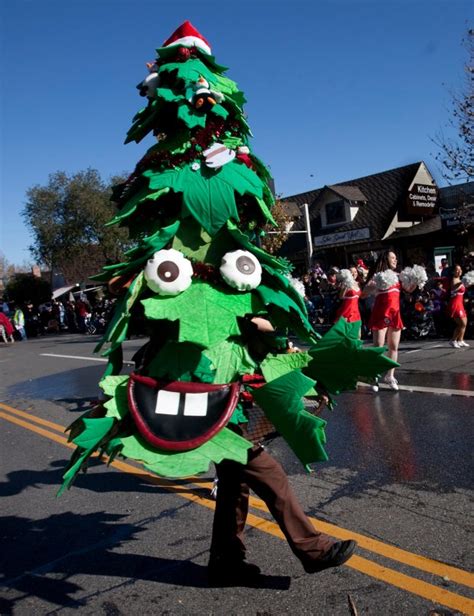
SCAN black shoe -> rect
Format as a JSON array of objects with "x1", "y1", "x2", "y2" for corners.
[
  {"x1": 303, "y1": 540, "x2": 357, "y2": 574},
  {"x1": 208, "y1": 559, "x2": 262, "y2": 587}
]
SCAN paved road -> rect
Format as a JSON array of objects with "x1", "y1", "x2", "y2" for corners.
[{"x1": 0, "y1": 335, "x2": 473, "y2": 615}]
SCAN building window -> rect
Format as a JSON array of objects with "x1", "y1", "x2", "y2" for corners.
[
  {"x1": 313, "y1": 213, "x2": 322, "y2": 231},
  {"x1": 325, "y1": 200, "x2": 346, "y2": 225}
]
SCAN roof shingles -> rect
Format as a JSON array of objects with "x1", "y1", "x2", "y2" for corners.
[{"x1": 280, "y1": 162, "x2": 422, "y2": 256}]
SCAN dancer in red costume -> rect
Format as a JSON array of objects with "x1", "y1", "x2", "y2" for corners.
[
  {"x1": 364, "y1": 251, "x2": 403, "y2": 390},
  {"x1": 335, "y1": 267, "x2": 361, "y2": 325},
  {"x1": 447, "y1": 264, "x2": 469, "y2": 348}
]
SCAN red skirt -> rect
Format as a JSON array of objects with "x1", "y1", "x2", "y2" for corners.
[
  {"x1": 447, "y1": 297, "x2": 466, "y2": 319},
  {"x1": 334, "y1": 290, "x2": 361, "y2": 323},
  {"x1": 369, "y1": 287, "x2": 403, "y2": 330}
]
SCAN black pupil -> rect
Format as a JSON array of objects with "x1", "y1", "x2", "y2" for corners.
[
  {"x1": 236, "y1": 256, "x2": 256, "y2": 275},
  {"x1": 157, "y1": 261, "x2": 180, "y2": 282}
]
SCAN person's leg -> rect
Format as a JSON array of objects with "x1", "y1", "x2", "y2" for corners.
[
  {"x1": 385, "y1": 328, "x2": 401, "y2": 380},
  {"x1": 372, "y1": 328, "x2": 387, "y2": 348},
  {"x1": 371, "y1": 328, "x2": 387, "y2": 390},
  {"x1": 451, "y1": 317, "x2": 458, "y2": 341},
  {"x1": 242, "y1": 449, "x2": 337, "y2": 565},
  {"x1": 208, "y1": 454, "x2": 263, "y2": 585},
  {"x1": 457, "y1": 317, "x2": 468, "y2": 345},
  {"x1": 209, "y1": 459, "x2": 250, "y2": 564},
  {"x1": 451, "y1": 317, "x2": 462, "y2": 344}
]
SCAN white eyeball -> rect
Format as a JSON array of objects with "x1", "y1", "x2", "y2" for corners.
[
  {"x1": 144, "y1": 249, "x2": 193, "y2": 296},
  {"x1": 220, "y1": 250, "x2": 262, "y2": 291}
]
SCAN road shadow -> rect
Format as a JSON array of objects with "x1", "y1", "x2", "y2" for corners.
[
  {"x1": 6, "y1": 365, "x2": 109, "y2": 403},
  {"x1": 0, "y1": 459, "x2": 214, "y2": 499},
  {"x1": 0, "y1": 511, "x2": 290, "y2": 612}
]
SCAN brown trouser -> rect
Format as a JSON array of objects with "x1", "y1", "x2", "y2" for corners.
[{"x1": 210, "y1": 447, "x2": 335, "y2": 566}]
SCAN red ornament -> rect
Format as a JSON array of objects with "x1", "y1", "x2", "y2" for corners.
[
  {"x1": 192, "y1": 261, "x2": 220, "y2": 284},
  {"x1": 240, "y1": 390, "x2": 254, "y2": 403},
  {"x1": 236, "y1": 153, "x2": 254, "y2": 169},
  {"x1": 176, "y1": 47, "x2": 191, "y2": 62}
]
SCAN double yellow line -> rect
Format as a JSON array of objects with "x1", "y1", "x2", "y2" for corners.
[{"x1": 1, "y1": 401, "x2": 473, "y2": 615}]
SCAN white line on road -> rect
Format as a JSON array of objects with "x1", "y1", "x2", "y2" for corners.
[
  {"x1": 402, "y1": 344, "x2": 447, "y2": 354},
  {"x1": 41, "y1": 355, "x2": 473, "y2": 397},
  {"x1": 358, "y1": 383, "x2": 474, "y2": 397},
  {"x1": 40, "y1": 353, "x2": 134, "y2": 365}
]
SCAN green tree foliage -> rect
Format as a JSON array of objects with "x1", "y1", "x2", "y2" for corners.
[
  {"x1": 22, "y1": 169, "x2": 129, "y2": 283},
  {"x1": 433, "y1": 29, "x2": 473, "y2": 183},
  {"x1": 6, "y1": 273, "x2": 52, "y2": 305}
]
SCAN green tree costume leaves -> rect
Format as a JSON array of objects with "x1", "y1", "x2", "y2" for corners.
[
  {"x1": 143, "y1": 280, "x2": 263, "y2": 348},
  {"x1": 304, "y1": 319, "x2": 398, "y2": 394},
  {"x1": 251, "y1": 371, "x2": 328, "y2": 470},
  {"x1": 143, "y1": 160, "x2": 265, "y2": 236},
  {"x1": 60, "y1": 23, "x2": 398, "y2": 493}
]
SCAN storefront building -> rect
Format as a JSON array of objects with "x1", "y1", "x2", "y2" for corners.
[{"x1": 280, "y1": 161, "x2": 473, "y2": 272}]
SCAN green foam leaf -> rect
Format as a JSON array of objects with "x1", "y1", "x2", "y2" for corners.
[
  {"x1": 119, "y1": 427, "x2": 251, "y2": 478},
  {"x1": 251, "y1": 371, "x2": 327, "y2": 468},
  {"x1": 147, "y1": 341, "x2": 215, "y2": 383},
  {"x1": 142, "y1": 280, "x2": 262, "y2": 348},
  {"x1": 304, "y1": 319, "x2": 399, "y2": 394},
  {"x1": 203, "y1": 339, "x2": 257, "y2": 383},
  {"x1": 144, "y1": 161, "x2": 264, "y2": 236},
  {"x1": 260, "y1": 352, "x2": 312, "y2": 383}
]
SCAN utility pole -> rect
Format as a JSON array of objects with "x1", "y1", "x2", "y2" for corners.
[
  {"x1": 266, "y1": 202, "x2": 313, "y2": 269},
  {"x1": 303, "y1": 203, "x2": 313, "y2": 268}
]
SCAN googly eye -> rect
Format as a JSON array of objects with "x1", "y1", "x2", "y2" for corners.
[
  {"x1": 144, "y1": 249, "x2": 193, "y2": 296},
  {"x1": 220, "y1": 250, "x2": 262, "y2": 291}
]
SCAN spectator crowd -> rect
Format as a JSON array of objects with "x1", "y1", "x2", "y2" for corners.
[
  {"x1": 0, "y1": 294, "x2": 116, "y2": 343},
  {"x1": 1, "y1": 251, "x2": 473, "y2": 345},
  {"x1": 296, "y1": 253, "x2": 474, "y2": 341}
]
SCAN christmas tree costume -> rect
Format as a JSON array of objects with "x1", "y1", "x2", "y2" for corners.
[{"x1": 60, "y1": 21, "x2": 396, "y2": 581}]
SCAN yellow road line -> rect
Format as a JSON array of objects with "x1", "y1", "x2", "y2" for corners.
[
  {"x1": 0, "y1": 411, "x2": 75, "y2": 449},
  {"x1": 243, "y1": 493, "x2": 474, "y2": 590},
  {"x1": 2, "y1": 402, "x2": 472, "y2": 591},
  {"x1": 1, "y1": 406, "x2": 473, "y2": 614},
  {"x1": 0, "y1": 402, "x2": 70, "y2": 433}
]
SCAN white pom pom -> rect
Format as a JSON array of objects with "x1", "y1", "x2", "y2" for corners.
[
  {"x1": 412, "y1": 264, "x2": 428, "y2": 288},
  {"x1": 462, "y1": 270, "x2": 474, "y2": 287},
  {"x1": 336, "y1": 269, "x2": 358, "y2": 290},
  {"x1": 285, "y1": 275, "x2": 306, "y2": 297},
  {"x1": 400, "y1": 265, "x2": 428, "y2": 292},
  {"x1": 238, "y1": 146, "x2": 250, "y2": 155},
  {"x1": 374, "y1": 269, "x2": 399, "y2": 290}
]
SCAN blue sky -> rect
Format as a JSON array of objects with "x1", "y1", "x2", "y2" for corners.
[{"x1": 1, "y1": 0, "x2": 471, "y2": 265}]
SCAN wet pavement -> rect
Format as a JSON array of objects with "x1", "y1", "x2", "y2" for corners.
[
  {"x1": 395, "y1": 368, "x2": 474, "y2": 391},
  {"x1": 1, "y1": 334, "x2": 473, "y2": 615}
]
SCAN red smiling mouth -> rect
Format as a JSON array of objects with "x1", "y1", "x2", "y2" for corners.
[{"x1": 127, "y1": 373, "x2": 240, "y2": 451}]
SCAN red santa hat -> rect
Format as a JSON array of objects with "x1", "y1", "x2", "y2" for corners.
[{"x1": 162, "y1": 21, "x2": 211, "y2": 55}]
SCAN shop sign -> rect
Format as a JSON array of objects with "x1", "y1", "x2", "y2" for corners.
[
  {"x1": 406, "y1": 184, "x2": 438, "y2": 215},
  {"x1": 439, "y1": 204, "x2": 474, "y2": 229},
  {"x1": 314, "y1": 227, "x2": 370, "y2": 247}
]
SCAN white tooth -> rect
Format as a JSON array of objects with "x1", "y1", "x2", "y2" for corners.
[
  {"x1": 183, "y1": 392, "x2": 208, "y2": 416},
  {"x1": 155, "y1": 390, "x2": 180, "y2": 415}
]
